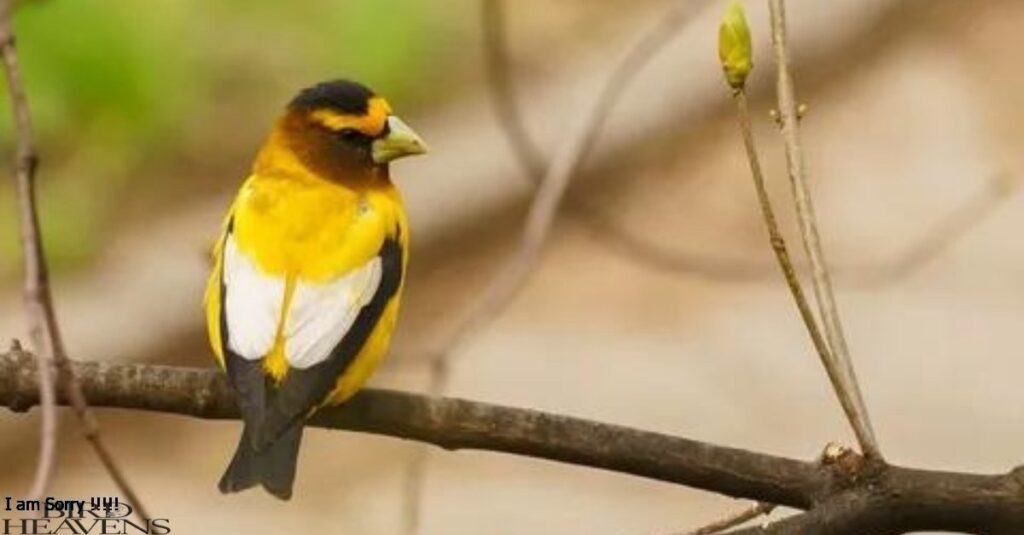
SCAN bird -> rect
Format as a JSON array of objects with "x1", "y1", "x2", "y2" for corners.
[{"x1": 204, "y1": 79, "x2": 427, "y2": 499}]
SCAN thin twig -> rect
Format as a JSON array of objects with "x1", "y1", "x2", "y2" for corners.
[
  {"x1": 0, "y1": 0, "x2": 58, "y2": 500},
  {"x1": 767, "y1": 0, "x2": 879, "y2": 459},
  {"x1": 575, "y1": 172, "x2": 1016, "y2": 287},
  {"x1": 18, "y1": 336, "x2": 57, "y2": 500},
  {"x1": 0, "y1": 0, "x2": 149, "y2": 518},
  {"x1": 483, "y1": 0, "x2": 744, "y2": 285},
  {"x1": 433, "y1": 0, "x2": 708, "y2": 370},
  {"x1": 672, "y1": 502, "x2": 776, "y2": 535},
  {"x1": 731, "y1": 89, "x2": 837, "y2": 421},
  {"x1": 402, "y1": 2, "x2": 711, "y2": 532},
  {"x1": 482, "y1": 0, "x2": 1015, "y2": 293},
  {"x1": 846, "y1": 172, "x2": 1016, "y2": 286},
  {"x1": 482, "y1": 0, "x2": 546, "y2": 182}
]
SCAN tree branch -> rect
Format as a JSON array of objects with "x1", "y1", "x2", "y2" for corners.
[
  {"x1": 0, "y1": 0, "x2": 149, "y2": 516},
  {"x1": 767, "y1": 0, "x2": 879, "y2": 459},
  {"x1": 1, "y1": 351, "x2": 1022, "y2": 534},
  {"x1": 481, "y1": 0, "x2": 545, "y2": 182},
  {"x1": 403, "y1": 2, "x2": 712, "y2": 531},
  {"x1": 575, "y1": 170, "x2": 1015, "y2": 287},
  {"x1": 0, "y1": 0, "x2": 58, "y2": 500},
  {"x1": 430, "y1": 0, "x2": 709, "y2": 377},
  {"x1": 480, "y1": 0, "x2": 1014, "y2": 295},
  {"x1": 482, "y1": 0, "x2": 762, "y2": 287},
  {"x1": 0, "y1": 351, "x2": 820, "y2": 506},
  {"x1": 674, "y1": 502, "x2": 775, "y2": 535},
  {"x1": 845, "y1": 171, "x2": 1015, "y2": 287},
  {"x1": 725, "y1": 465, "x2": 1024, "y2": 534},
  {"x1": 730, "y1": 87, "x2": 852, "y2": 474}
]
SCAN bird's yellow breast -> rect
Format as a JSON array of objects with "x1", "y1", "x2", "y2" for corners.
[
  {"x1": 232, "y1": 173, "x2": 401, "y2": 281},
  {"x1": 205, "y1": 170, "x2": 408, "y2": 398}
]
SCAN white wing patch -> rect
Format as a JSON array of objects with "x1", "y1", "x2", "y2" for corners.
[
  {"x1": 284, "y1": 257, "x2": 383, "y2": 369},
  {"x1": 223, "y1": 234, "x2": 285, "y2": 360}
]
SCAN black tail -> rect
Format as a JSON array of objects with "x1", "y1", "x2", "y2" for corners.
[{"x1": 218, "y1": 423, "x2": 303, "y2": 500}]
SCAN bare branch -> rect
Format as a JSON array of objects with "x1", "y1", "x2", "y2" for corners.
[
  {"x1": 0, "y1": 0, "x2": 59, "y2": 500},
  {"x1": 13, "y1": 338, "x2": 56, "y2": 500},
  {"x1": 730, "y1": 89, "x2": 844, "y2": 453},
  {"x1": 0, "y1": 351, "x2": 822, "y2": 507},
  {"x1": 431, "y1": 0, "x2": 709, "y2": 374},
  {"x1": 1, "y1": 352, "x2": 1022, "y2": 534},
  {"x1": 481, "y1": 0, "x2": 545, "y2": 182},
  {"x1": 673, "y1": 502, "x2": 775, "y2": 535},
  {"x1": 479, "y1": 0, "x2": 1011, "y2": 296},
  {"x1": 845, "y1": 172, "x2": 1016, "y2": 286},
  {"x1": 482, "y1": 0, "x2": 759, "y2": 286},
  {"x1": 0, "y1": 0, "x2": 149, "y2": 517},
  {"x1": 767, "y1": 0, "x2": 879, "y2": 459},
  {"x1": 403, "y1": 2, "x2": 712, "y2": 532},
  {"x1": 573, "y1": 172, "x2": 1016, "y2": 287},
  {"x1": 724, "y1": 463, "x2": 1024, "y2": 535}
]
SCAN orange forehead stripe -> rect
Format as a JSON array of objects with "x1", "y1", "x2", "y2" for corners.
[{"x1": 311, "y1": 96, "x2": 392, "y2": 136}]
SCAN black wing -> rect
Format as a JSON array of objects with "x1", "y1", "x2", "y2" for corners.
[
  {"x1": 253, "y1": 234, "x2": 404, "y2": 450},
  {"x1": 219, "y1": 217, "x2": 272, "y2": 447}
]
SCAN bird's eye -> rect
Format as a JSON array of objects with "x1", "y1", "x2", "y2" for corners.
[{"x1": 338, "y1": 128, "x2": 363, "y2": 140}]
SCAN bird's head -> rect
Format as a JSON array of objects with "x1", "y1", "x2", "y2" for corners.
[{"x1": 263, "y1": 79, "x2": 427, "y2": 179}]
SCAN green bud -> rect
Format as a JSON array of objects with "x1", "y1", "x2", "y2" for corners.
[{"x1": 718, "y1": 1, "x2": 753, "y2": 89}]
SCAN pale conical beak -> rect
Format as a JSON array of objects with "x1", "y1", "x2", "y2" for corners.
[{"x1": 372, "y1": 116, "x2": 428, "y2": 164}]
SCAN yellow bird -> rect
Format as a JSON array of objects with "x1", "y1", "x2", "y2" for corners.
[{"x1": 204, "y1": 79, "x2": 427, "y2": 499}]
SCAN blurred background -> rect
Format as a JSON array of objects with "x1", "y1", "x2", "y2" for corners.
[{"x1": 1, "y1": 0, "x2": 1022, "y2": 533}]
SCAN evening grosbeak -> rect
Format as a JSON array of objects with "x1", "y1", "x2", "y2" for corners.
[{"x1": 204, "y1": 79, "x2": 426, "y2": 499}]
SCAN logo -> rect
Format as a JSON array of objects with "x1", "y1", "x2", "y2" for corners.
[{"x1": 2, "y1": 496, "x2": 170, "y2": 535}]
